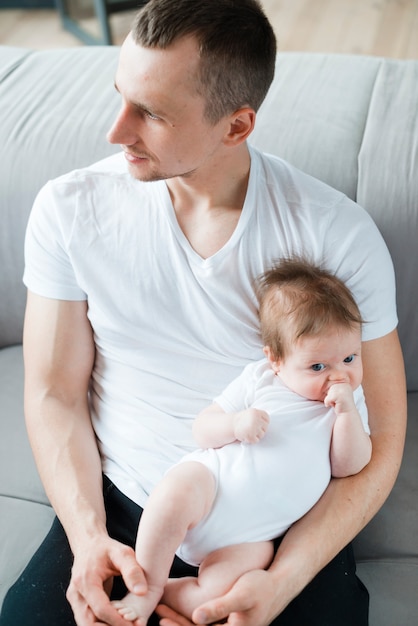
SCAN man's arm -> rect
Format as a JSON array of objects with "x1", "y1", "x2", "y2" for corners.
[
  {"x1": 23, "y1": 291, "x2": 145, "y2": 626},
  {"x1": 159, "y1": 329, "x2": 407, "y2": 626}
]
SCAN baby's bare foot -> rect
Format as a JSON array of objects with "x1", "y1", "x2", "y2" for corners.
[
  {"x1": 112, "y1": 595, "x2": 146, "y2": 624},
  {"x1": 112, "y1": 585, "x2": 164, "y2": 625}
]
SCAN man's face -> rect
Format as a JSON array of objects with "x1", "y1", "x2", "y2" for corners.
[{"x1": 107, "y1": 34, "x2": 229, "y2": 182}]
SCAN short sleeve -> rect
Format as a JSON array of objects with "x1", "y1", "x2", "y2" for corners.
[
  {"x1": 324, "y1": 195, "x2": 398, "y2": 342},
  {"x1": 23, "y1": 180, "x2": 87, "y2": 301},
  {"x1": 214, "y1": 362, "x2": 258, "y2": 412}
]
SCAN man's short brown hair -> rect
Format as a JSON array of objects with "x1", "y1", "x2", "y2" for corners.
[{"x1": 132, "y1": 0, "x2": 276, "y2": 123}]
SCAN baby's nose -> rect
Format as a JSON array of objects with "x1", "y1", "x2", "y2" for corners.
[{"x1": 328, "y1": 368, "x2": 348, "y2": 383}]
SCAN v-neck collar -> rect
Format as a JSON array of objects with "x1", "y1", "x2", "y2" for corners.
[{"x1": 158, "y1": 149, "x2": 258, "y2": 268}]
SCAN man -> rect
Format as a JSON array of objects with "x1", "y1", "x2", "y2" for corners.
[{"x1": 0, "y1": 1, "x2": 406, "y2": 625}]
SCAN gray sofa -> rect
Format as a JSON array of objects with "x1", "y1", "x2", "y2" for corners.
[{"x1": 0, "y1": 45, "x2": 417, "y2": 625}]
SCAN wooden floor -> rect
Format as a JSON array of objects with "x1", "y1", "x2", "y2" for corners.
[{"x1": 0, "y1": 0, "x2": 417, "y2": 58}]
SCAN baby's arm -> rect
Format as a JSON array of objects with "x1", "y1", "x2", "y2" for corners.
[
  {"x1": 326, "y1": 383, "x2": 372, "y2": 477},
  {"x1": 193, "y1": 403, "x2": 269, "y2": 448}
]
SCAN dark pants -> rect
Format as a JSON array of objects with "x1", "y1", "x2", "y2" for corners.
[{"x1": 0, "y1": 477, "x2": 369, "y2": 626}]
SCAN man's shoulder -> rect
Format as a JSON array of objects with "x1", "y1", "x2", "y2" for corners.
[
  {"x1": 250, "y1": 146, "x2": 348, "y2": 209},
  {"x1": 246, "y1": 149, "x2": 364, "y2": 244},
  {"x1": 34, "y1": 152, "x2": 163, "y2": 224}
]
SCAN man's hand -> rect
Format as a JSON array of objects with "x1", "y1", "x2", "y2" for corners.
[
  {"x1": 233, "y1": 409, "x2": 270, "y2": 443},
  {"x1": 66, "y1": 534, "x2": 147, "y2": 625},
  {"x1": 157, "y1": 569, "x2": 279, "y2": 626},
  {"x1": 156, "y1": 605, "x2": 197, "y2": 626}
]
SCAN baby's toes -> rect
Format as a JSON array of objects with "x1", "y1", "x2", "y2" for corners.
[
  {"x1": 111, "y1": 601, "x2": 138, "y2": 621},
  {"x1": 122, "y1": 607, "x2": 139, "y2": 620}
]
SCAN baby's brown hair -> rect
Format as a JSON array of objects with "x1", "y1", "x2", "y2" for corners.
[{"x1": 256, "y1": 257, "x2": 363, "y2": 360}]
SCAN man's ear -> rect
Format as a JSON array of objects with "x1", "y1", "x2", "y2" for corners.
[{"x1": 223, "y1": 107, "x2": 256, "y2": 146}]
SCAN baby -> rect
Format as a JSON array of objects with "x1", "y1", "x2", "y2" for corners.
[{"x1": 113, "y1": 257, "x2": 372, "y2": 624}]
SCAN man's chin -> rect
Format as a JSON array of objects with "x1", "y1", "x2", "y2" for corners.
[
  {"x1": 126, "y1": 162, "x2": 166, "y2": 183},
  {"x1": 125, "y1": 159, "x2": 197, "y2": 183}
]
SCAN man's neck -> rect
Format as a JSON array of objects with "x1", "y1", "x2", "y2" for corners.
[
  {"x1": 165, "y1": 143, "x2": 251, "y2": 258},
  {"x1": 165, "y1": 142, "x2": 251, "y2": 215}
]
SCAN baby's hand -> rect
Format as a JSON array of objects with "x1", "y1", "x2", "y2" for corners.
[
  {"x1": 324, "y1": 382, "x2": 356, "y2": 415},
  {"x1": 233, "y1": 408, "x2": 270, "y2": 443}
]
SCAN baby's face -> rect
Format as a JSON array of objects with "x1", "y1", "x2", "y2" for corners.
[{"x1": 273, "y1": 326, "x2": 363, "y2": 402}]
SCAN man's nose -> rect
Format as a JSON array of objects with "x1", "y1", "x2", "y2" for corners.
[{"x1": 107, "y1": 105, "x2": 138, "y2": 146}]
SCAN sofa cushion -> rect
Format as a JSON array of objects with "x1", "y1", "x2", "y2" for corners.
[
  {"x1": 0, "y1": 496, "x2": 54, "y2": 607},
  {"x1": 354, "y1": 391, "x2": 418, "y2": 562},
  {"x1": 250, "y1": 53, "x2": 381, "y2": 200},
  {"x1": 357, "y1": 60, "x2": 418, "y2": 391},
  {"x1": 356, "y1": 561, "x2": 418, "y2": 626}
]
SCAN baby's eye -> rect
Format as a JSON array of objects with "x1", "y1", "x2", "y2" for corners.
[
  {"x1": 311, "y1": 363, "x2": 325, "y2": 372},
  {"x1": 344, "y1": 354, "x2": 355, "y2": 364}
]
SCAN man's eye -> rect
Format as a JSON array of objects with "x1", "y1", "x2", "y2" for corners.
[
  {"x1": 311, "y1": 363, "x2": 325, "y2": 372},
  {"x1": 344, "y1": 354, "x2": 355, "y2": 364}
]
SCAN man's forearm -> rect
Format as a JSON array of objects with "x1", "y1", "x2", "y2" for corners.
[
  {"x1": 25, "y1": 395, "x2": 107, "y2": 551},
  {"x1": 23, "y1": 295, "x2": 107, "y2": 550}
]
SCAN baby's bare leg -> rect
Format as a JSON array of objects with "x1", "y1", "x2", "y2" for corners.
[
  {"x1": 162, "y1": 540, "x2": 274, "y2": 620},
  {"x1": 112, "y1": 462, "x2": 216, "y2": 623}
]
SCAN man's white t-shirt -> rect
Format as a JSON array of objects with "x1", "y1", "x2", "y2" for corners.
[
  {"x1": 23, "y1": 146, "x2": 397, "y2": 507},
  {"x1": 175, "y1": 359, "x2": 369, "y2": 566}
]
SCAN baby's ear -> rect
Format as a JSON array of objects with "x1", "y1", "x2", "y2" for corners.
[{"x1": 263, "y1": 346, "x2": 280, "y2": 372}]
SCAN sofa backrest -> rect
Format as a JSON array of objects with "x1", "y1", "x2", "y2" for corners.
[{"x1": 1, "y1": 47, "x2": 417, "y2": 389}]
